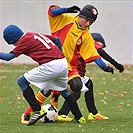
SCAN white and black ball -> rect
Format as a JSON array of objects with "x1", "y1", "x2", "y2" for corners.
[{"x1": 40, "y1": 104, "x2": 58, "y2": 123}]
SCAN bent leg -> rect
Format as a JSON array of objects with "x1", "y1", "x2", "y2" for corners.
[
  {"x1": 17, "y1": 75, "x2": 41, "y2": 112},
  {"x1": 60, "y1": 89, "x2": 83, "y2": 121},
  {"x1": 58, "y1": 91, "x2": 81, "y2": 115}
]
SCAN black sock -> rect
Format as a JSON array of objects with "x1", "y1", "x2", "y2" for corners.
[
  {"x1": 85, "y1": 79, "x2": 98, "y2": 115},
  {"x1": 64, "y1": 94, "x2": 82, "y2": 120},
  {"x1": 23, "y1": 86, "x2": 41, "y2": 112},
  {"x1": 58, "y1": 100, "x2": 69, "y2": 115},
  {"x1": 59, "y1": 91, "x2": 81, "y2": 115}
]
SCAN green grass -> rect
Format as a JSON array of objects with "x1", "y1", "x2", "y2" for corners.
[{"x1": 0, "y1": 63, "x2": 132, "y2": 133}]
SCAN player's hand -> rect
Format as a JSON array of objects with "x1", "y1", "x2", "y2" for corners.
[
  {"x1": 115, "y1": 63, "x2": 124, "y2": 73},
  {"x1": 111, "y1": 59, "x2": 124, "y2": 73},
  {"x1": 102, "y1": 66, "x2": 114, "y2": 74},
  {"x1": 67, "y1": 6, "x2": 80, "y2": 13}
]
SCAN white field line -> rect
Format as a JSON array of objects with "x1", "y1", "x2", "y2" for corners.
[{"x1": 0, "y1": 70, "x2": 28, "y2": 73}]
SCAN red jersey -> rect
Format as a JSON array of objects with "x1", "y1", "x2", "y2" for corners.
[{"x1": 12, "y1": 32, "x2": 64, "y2": 65}]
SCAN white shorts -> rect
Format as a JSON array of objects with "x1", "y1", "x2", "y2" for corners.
[
  {"x1": 80, "y1": 76, "x2": 89, "y2": 92},
  {"x1": 24, "y1": 58, "x2": 68, "y2": 91}
]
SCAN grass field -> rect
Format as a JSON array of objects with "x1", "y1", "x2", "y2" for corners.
[{"x1": 0, "y1": 63, "x2": 132, "y2": 133}]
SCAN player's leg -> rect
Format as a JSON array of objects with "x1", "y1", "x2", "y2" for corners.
[
  {"x1": 50, "y1": 90, "x2": 60, "y2": 108},
  {"x1": 59, "y1": 88, "x2": 86, "y2": 123},
  {"x1": 57, "y1": 91, "x2": 81, "y2": 122},
  {"x1": 17, "y1": 75, "x2": 47, "y2": 126},
  {"x1": 55, "y1": 71, "x2": 83, "y2": 122},
  {"x1": 83, "y1": 77, "x2": 109, "y2": 120},
  {"x1": 21, "y1": 63, "x2": 60, "y2": 126},
  {"x1": 51, "y1": 59, "x2": 86, "y2": 123},
  {"x1": 59, "y1": 91, "x2": 81, "y2": 115},
  {"x1": 21, "y1": 89, "x2": 51, "y2": 124}
]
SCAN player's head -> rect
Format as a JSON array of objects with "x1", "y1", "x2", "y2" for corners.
[
  {"x1": 91, "y1": 33, "x2": 106, "y2": 48},
  {"x1": 79, "y1": 4, "x2": 98, "y2": 22},
  {"x1": 3, "y1": 24, "x2": 24, "y2": 44}
]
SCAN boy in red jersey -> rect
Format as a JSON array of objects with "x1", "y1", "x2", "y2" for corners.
[{"x1": 0, "y1": 24, "x2": 86, "y2": 125}]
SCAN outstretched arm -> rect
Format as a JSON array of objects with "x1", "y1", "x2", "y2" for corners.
[
  {"x1": 97, "y1": 48, "x2": 124, "y2": 73},
  {"x1": 0, "y1": 52, "x2": 16, "y2": 61},
  {"x1": 49, "y1": 5, "x2": 80, "y2": 16}
]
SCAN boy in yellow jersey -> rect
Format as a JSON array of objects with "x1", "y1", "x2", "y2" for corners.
[
  {"x1": 47, "y1": 4, "x2": 113, "y2": 121},
  {"x1": 47, "y1": 4, "x2": 113, "y2": 93}
]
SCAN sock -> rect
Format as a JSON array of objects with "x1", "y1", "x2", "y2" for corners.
[
  {"x1": 23, "y1": 86, "x2": 41, "y2": 112},
  {"x1": 59, "y1": 91, "x2": 81, "y2": 115},
  {"x1": 50, "y1": 90, "x2": 60, "y2": 108},
  {"x1": 24, "y1": 91, "x2": 47, "y2": 115},
  {"x1": 64, "y1": 94, "x2": 82, "y2": 121},
  {"x1": 85, "y1": 79, "x2": 98, "y2": 115},
  {"x1": 36, "y1": 90, "x2": 47, "y2": 104}
]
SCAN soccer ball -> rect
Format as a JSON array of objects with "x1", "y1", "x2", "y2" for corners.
[{"x1": 40, "y1": 104, "x2": 58, "y2": 123}]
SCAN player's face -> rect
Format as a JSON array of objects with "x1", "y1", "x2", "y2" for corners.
[
  {"x1": 13, "y1": 40, "x2": 20, "y2": 46},
  {"x1": 78, "y1": 17, "x2": 93, "y2": 29}
]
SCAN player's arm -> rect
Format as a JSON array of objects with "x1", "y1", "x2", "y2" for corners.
[
  {"x1": 0, "y1": 52, "x2": 16, "y2": 61},
  {"x1": 54, "y1": 36, "x2": 62, "y2": 51},
  {"x1": 49, "y1": 5, "x2": 80, "y2": 16},
  {"x1": 97, "y1": 48, "x2": 124, "y2": 73},
  {"x1": 94, "y1": 57, "x2": 114, "y2": 74}
]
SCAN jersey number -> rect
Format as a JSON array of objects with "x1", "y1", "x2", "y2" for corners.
[{"x1": 34, "y1": 33, "x2": 55, "y2": 49}]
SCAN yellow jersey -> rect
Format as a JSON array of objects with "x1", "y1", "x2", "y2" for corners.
[{"x1": 48, "y1": 5, "x2": 100, "y2": 72}]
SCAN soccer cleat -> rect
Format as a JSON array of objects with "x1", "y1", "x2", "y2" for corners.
[
  {"x1": 57, "y1": 114, "x2": 73, "y2": 122},
  {"x1": 76, "y1": 116, "x2": 86, "y2": 124},
  {"x1": 20, "y1": 113, "x2": 30, "y2": 124},
  {"x1": 27, "y1": 108, "x2": 47, "y2": 126},
  {"x1": 88, "y1": 112, "x2": 109, "y2": 120}
]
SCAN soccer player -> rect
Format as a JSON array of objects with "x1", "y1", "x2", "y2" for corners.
[
  {"x1": 47, "y1": 4, "x2": 114, "y2": 120},
  {"x1": 56, "y1": 32, "x2": 124, "y2": 122},
  {"x1": 91, "y1": 33, "x2": 124, "y2": 73},
  {"x1": 0, "y1": 24, "x2": 86, "y2": 125}
]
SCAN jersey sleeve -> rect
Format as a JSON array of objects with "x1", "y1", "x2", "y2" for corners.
[
  {"x1": 79, "y1": 31, "x2": 100, "y2": 63},
  {"x1": 48, "y1": 5, "x2": 74, "y2": 33},
  {"x1": 48, "y1": 5, "x2": 67, "y2": 16},
  {"x1": 11, "y1": 41, "x2": 29, "y2": 57}
]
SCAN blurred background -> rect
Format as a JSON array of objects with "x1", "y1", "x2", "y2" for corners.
[{"x1": 0, "y1": 0, "x2": 132, "y2": 64}]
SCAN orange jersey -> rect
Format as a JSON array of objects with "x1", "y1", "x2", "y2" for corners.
[{"x1": 48, "y1": 5, "x2": 100, "y2": 73}]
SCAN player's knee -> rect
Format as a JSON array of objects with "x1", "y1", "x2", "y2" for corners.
[
  {"x1": 17, "y1": 75, "x2": 29, "y2": 92},
  {"x1": 68, "y1": 77, "x2": 83, "y2": 92},
  {"x1": 85, "y1": 79, "x2": 93, "y2": 91}
]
